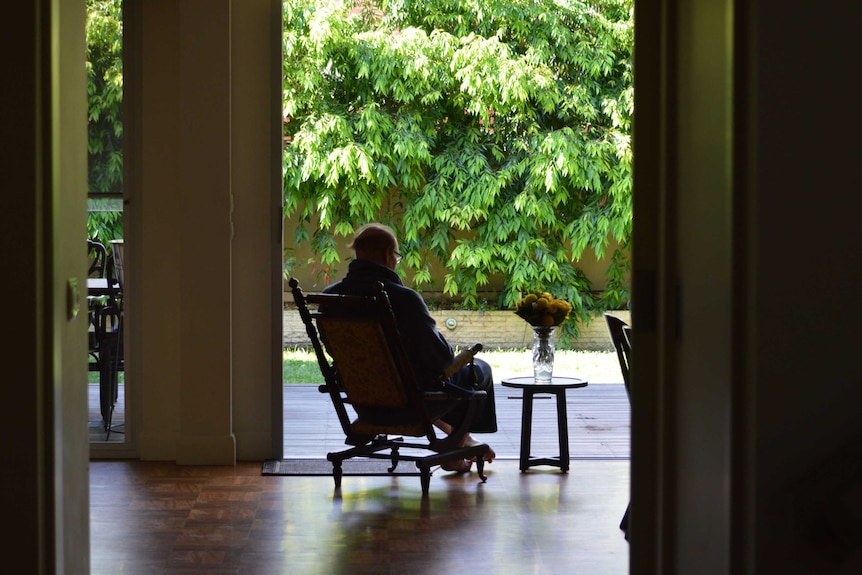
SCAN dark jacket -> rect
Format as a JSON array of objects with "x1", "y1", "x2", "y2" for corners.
[{"x1": 323, "y1": 259, "x2": 454, "y2": 390}]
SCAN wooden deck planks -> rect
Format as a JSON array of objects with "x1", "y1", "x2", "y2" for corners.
[
  {"x1": 283, "y1": 383, "x2": 630, "y2": 461},
  {"x1": 91, "y1": 383, "x2": 631, "y2": 461}
]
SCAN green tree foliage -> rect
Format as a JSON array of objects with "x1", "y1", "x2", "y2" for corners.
[
  {"x1": 283, "y1": 0, "x2": 633, "y2": 336},
  {"x1": 86, "y1": 0, "x2": 124, "y2": 242}
]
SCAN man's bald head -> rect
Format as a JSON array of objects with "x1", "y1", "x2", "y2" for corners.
[{"x1": 349, "y1": 223, "x2": 399, "y2": 268}]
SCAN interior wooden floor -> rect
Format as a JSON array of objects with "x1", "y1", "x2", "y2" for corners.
[
  {"x1": 89, "y1": 383, "x2": 630, "y2": 572},
  {"x1": 90, "y1": 459, "x2": 630, "y2": 574}
]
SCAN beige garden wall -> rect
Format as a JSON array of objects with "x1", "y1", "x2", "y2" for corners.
[
  {"x1": 282, "y1": 307, "x2": 630, "y2": 351},
  {"x1": 281, "y1": 210, "x2": 630, "y2": 352},
  {"x1": 283, "y1": 213, "x2": 629, "y2": 299}
]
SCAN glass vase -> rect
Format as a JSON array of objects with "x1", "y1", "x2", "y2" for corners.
[{"x1": 532, "y1": 326, "x2": 556, "y2": 384}]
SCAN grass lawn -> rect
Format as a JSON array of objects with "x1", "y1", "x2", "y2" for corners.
[
  {"x1": 283, "y1": 347, "x2": 624, "y2": 385},
  {"x1": 88, "y1": 370, "x2": 124, "y2": 384},
  {"x1": 86, "y1": 350, "x2": 622, "y2": 385}
]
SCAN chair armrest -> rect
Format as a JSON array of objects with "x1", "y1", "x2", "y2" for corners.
[
  {"x1": 423, "y1": 390, "x2": 487, "y2": 401},
  {"x1": 318, "y1": 384, "x2": 350, "y2": 400},
  {"x1": 442, "y1": 343, "x2": 483, "y2": 379}
]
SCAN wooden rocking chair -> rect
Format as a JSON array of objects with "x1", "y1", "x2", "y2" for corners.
[{"x1": 289, "y1": 277, "x2": 491, "y2": 496}]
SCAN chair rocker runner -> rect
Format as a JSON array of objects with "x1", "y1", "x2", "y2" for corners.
[{"x1": 290, "y1": 277, "x2": 491, "y2": 496}]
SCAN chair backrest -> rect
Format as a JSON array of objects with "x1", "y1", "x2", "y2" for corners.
[
  {"x1": 87, "y1": 240, "x2": 107, "y2": 278},
  {"x1": 109, "y1": 239, "x2": 125, "y2": 290},
  {"x1": 604, "y1": 313, "x2": 632, "y2": 397},
  {"x1": 104, "y1": 255, "x2": 123, "y2": 309},
  {"x1": 290, "y1": 277, "x2": 437, "y2": 443}
]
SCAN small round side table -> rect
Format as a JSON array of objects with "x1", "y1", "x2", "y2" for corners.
[{"x1": 501, "y1": 376, "x2": 588, "y2": 472}]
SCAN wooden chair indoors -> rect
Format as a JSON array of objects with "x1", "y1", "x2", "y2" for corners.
[
  {"x1": 290, "y1": 277, "x2": 491, "y2": 496},
  {"x1": 605, "y1": 312, "x2": 632, "y2": 538}
]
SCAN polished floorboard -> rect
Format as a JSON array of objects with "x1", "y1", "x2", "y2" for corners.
[{"x1": 90, "y1": 459, "x2": 630, "y2": 574}]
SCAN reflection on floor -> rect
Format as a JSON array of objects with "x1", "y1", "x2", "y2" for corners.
[{"x1": 90, "y1": 459, "x2": 630, "y2": 574}]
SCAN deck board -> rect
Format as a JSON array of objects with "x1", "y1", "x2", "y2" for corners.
[
  {"x1": 91, "y1": 383, "x2": 631, "y2": 461},
  {"x1": 283, "y1": 383, "x2": 630, "y2": 460}
]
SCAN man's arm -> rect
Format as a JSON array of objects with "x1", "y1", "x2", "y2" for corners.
[{"x1": 391, "y1": 287, "x2": 455, "y2": 378}]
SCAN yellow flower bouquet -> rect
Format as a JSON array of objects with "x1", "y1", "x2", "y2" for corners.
[{"x1": 514, "y1": 291, "x2": 572, "y2": 327}]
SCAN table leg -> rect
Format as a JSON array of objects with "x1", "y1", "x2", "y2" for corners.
[
  {"x1": 555, "y1": 389, "x2": 570, "y2": 472},
  {"x1": 519, "y1": 389, "x2": 535, "y2": 472}
]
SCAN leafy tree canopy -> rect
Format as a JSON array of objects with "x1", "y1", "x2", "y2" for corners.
[
  {"x1": 86, "y1": 0, "x2": 124, "y2": 242},
  {"x1": 283, "y1": 0, "x2": 633, "y2": 335}
]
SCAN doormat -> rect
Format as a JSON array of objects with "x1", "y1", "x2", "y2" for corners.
[{"x1": 262, "y1": 458, "x2": 421, "y2": 477}]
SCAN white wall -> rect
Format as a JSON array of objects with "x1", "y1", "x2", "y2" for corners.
[
  {"x1": 133, "y1": 0, "x2": 281, "y2": 463},
  {"x1": 229, "y1": 0, "x2": 285, "y2": 460}
]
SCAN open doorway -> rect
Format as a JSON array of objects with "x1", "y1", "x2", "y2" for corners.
[
  {"x1": 86, "y1": 0, "x2": 127, "y2": 446},
  {"x1": 279, "y1": 1, "x2": 634, "y2": 460}
]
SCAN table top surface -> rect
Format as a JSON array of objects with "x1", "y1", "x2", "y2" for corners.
[
  {"x1": 501, "y1": 376, "x2": 588, "y2": 389},
  {"x1": 87, "y1": 277, "x2": 121, "y2": 295}
]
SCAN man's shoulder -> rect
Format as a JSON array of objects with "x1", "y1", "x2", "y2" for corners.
[
  {"x1": 322, "y1": 278, "x2": 380, "y2": 296},
  {"x1": 383, "y1": 283, "x2": 432, "y2": 314},
  {"x1": 327, "y1": 278, "x2": 425, "y2": 306},
  {"x1": 387, "y1": 282, "x2": 424, "y2": 301}
]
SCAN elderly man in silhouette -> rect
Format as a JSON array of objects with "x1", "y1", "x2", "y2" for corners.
[{"x1": 324, "y1": 223, "x2": 497, "y2": 472}]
